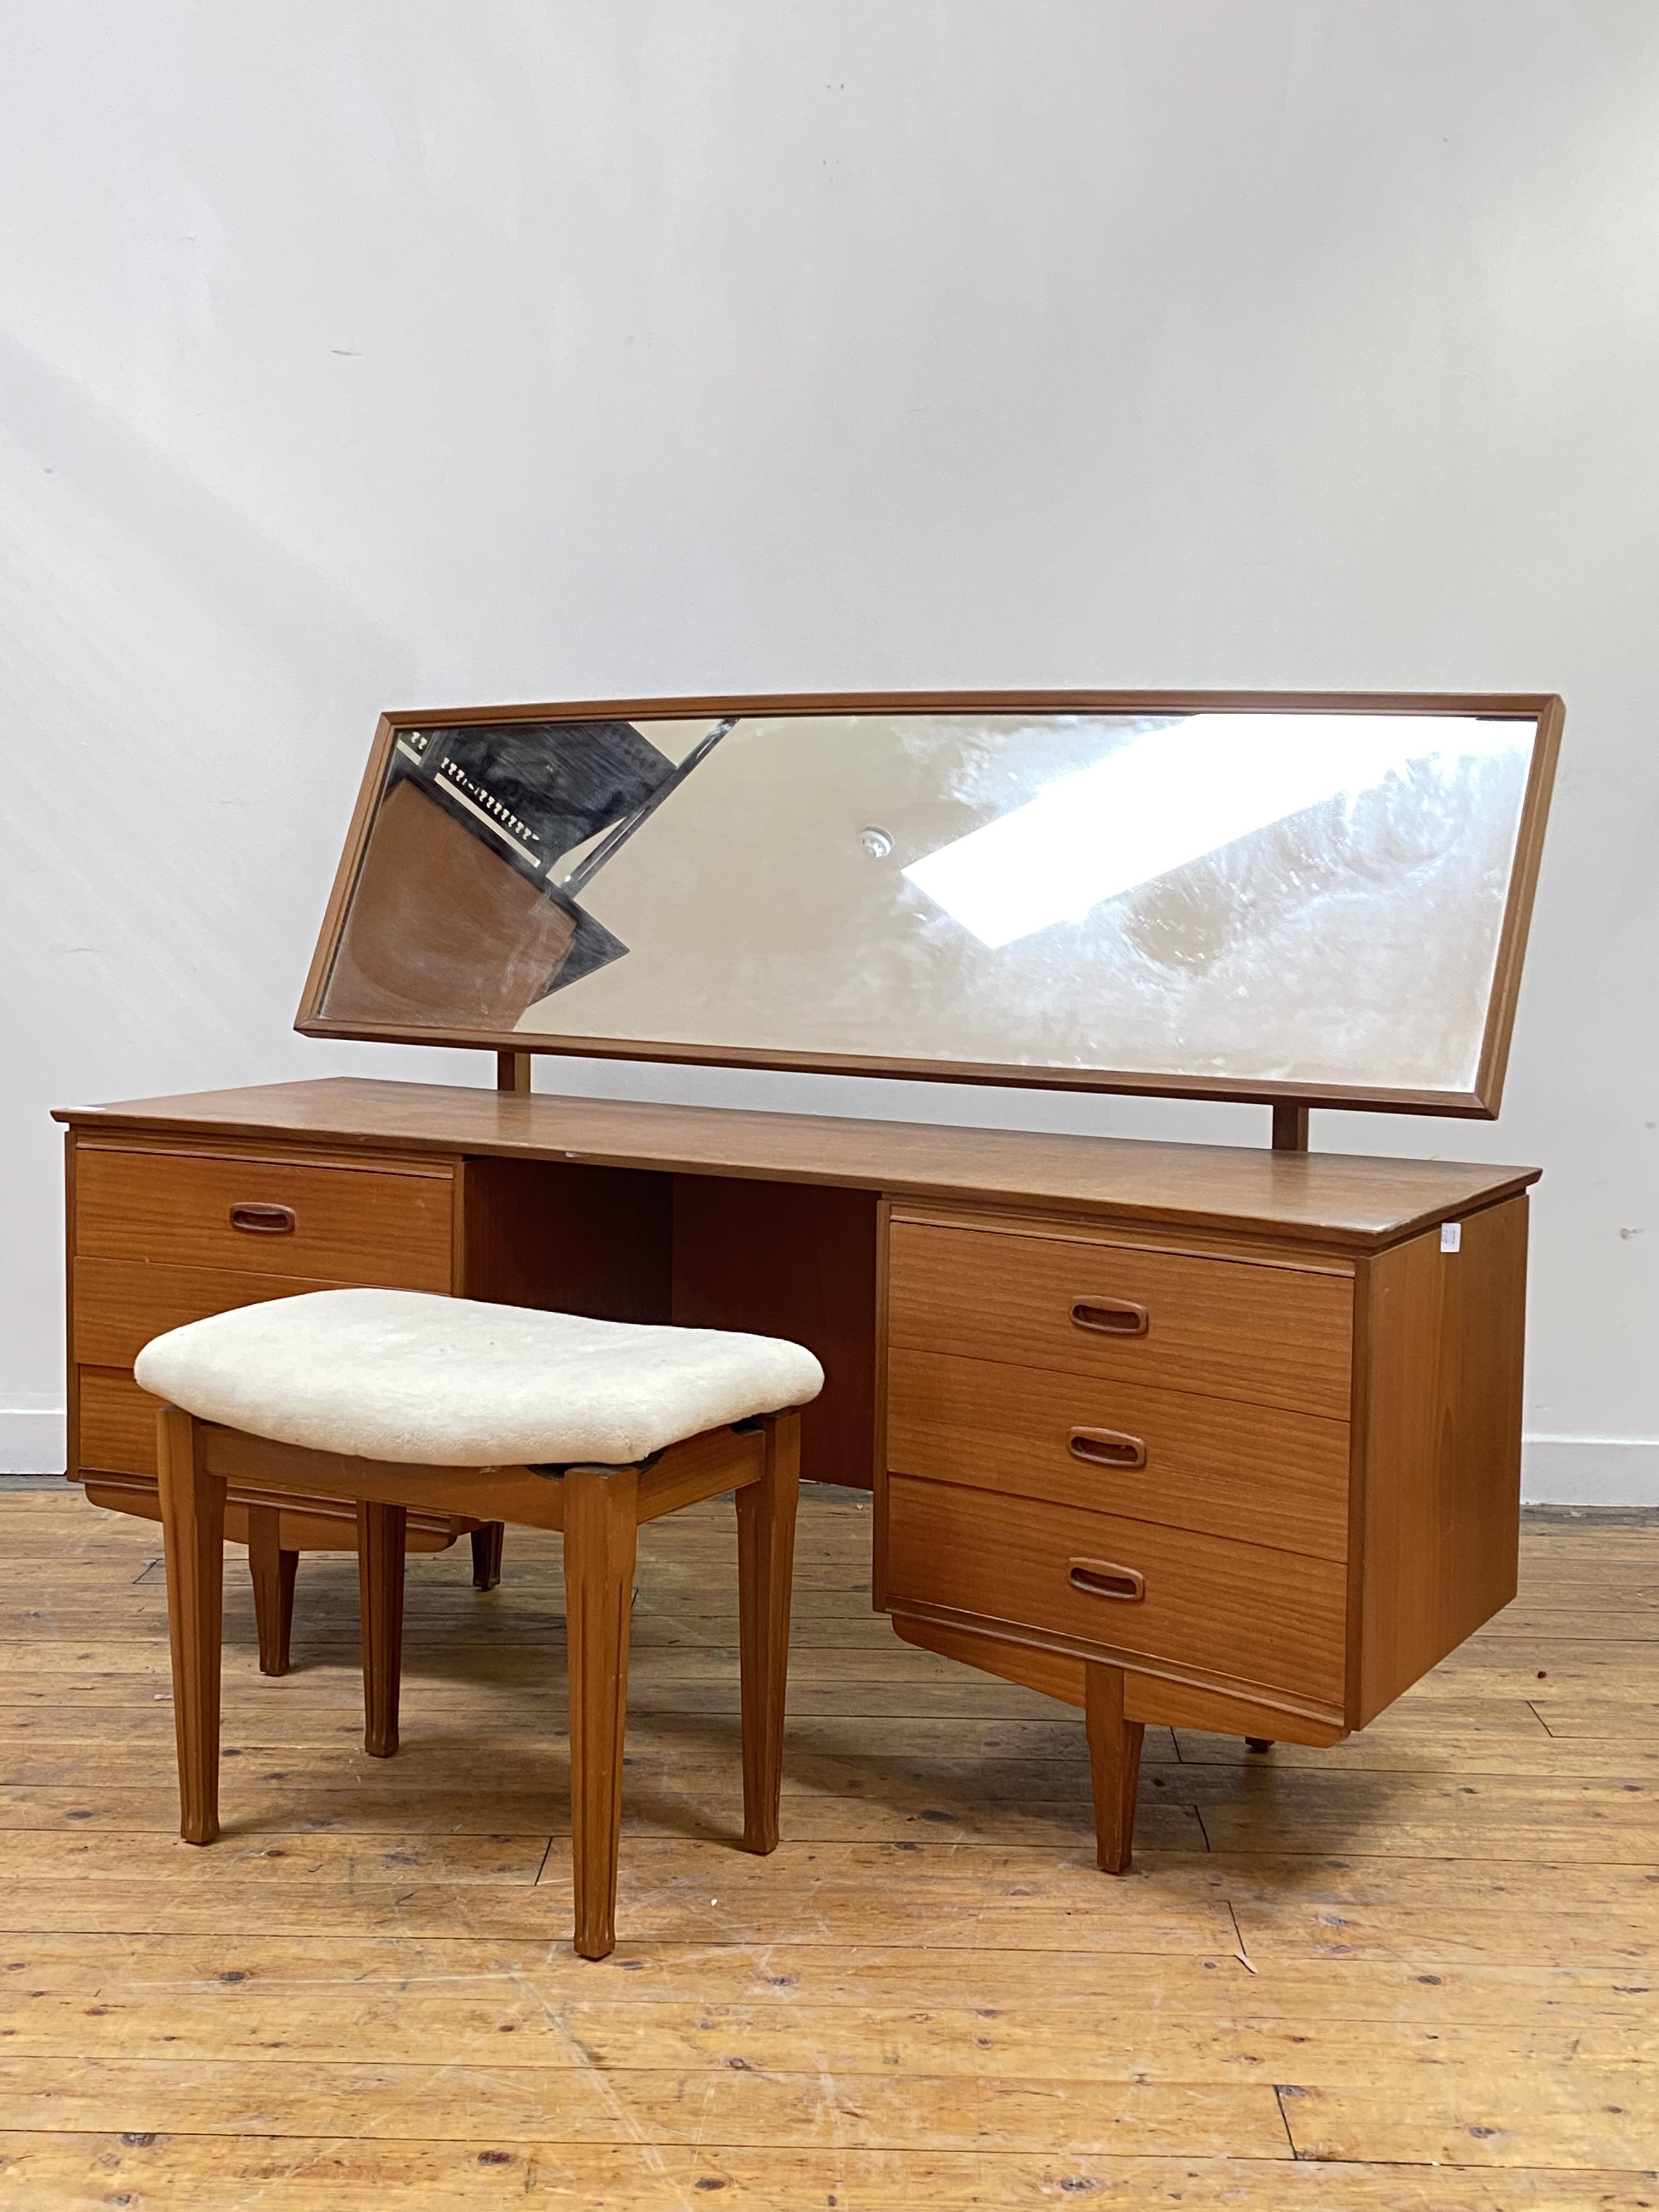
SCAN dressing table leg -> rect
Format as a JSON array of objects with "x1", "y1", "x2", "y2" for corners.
[
  {"x1": 157, "y1": 1408, "x2": 225, "y2": 1846},
  {"x1": 562, "y1": 1467, "x2": 640, "y2": 1960},
  {"x1": 1245, "y1": 1737, "x2": 1274, "y2": 1754},
  {"x1": 471, "y1": 1522, "x2": 505, "y2": 1590},
  {"x1": 247, "y1": 1506, "x2": 298, "y2": 1676},
  {"x1": 358, "y1": 1502, "x2": 407, "y2": 1759},
  {"x1": 736, "y1": 1411, "x2": 801, "y2": 1855},
  {"x1": 1084, "y1": 1663, "x2": 1144, "y2": 1875}
]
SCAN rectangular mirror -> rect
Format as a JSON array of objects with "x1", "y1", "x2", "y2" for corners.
[{"x1": 299, "y1": 691, "x2": 1561, "y2": 1115}]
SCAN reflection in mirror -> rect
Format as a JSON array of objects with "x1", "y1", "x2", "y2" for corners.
[{"x1": 318, "y1": 706, "x2": 1543, "y2": 1098}]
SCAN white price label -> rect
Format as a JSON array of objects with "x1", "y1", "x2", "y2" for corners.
[{"x1": 1440, "y1": 1221, "x2": 1462, "y2": 1254}]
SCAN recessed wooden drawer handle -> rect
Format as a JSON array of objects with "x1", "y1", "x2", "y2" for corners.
[
  {"x1": 1068, "y1": 1558, "x2": 1146, "y2": 1602},
  {"x1": 1071, "y1": 1297, "x2": 1148, "y2": 1336},
  {"x1": 1069, "y1": 1427, "x2": 1147, "y2": 1469},
  {"x1": 229, "y1": 1203, "x2": 296, "y2": 1235}
]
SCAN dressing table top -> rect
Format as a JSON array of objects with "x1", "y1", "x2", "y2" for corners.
[{"x1": 55, "y1": 1077, "x2": 1538, "y2": 1255}]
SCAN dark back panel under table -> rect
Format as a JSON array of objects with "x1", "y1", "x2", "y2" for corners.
[
  {"x1": 459, "y1": 1154, "x2": 674, "y2": 1322},
  {"x1": 462, "y1": 1150, "x2": 889, "y2": 1495},
  {"x1": 670, "y1": 1175, "x2": 880, "y2": 1492},
  {"x1": 462, "y1": 1160, "x2": 878, "y2": 1492}
]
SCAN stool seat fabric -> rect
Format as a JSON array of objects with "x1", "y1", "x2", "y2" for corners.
[{"x1": 133, "y1": 1288, "x2": 825, "y2": 1468}]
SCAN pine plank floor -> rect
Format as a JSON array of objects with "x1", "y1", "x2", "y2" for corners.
[{"x1": 0, "y1": 1484, "x2": 1654, "y2": 2209}]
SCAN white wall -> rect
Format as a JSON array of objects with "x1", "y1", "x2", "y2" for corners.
[{"x1": 2, "y1": 1, "x2": 1655, "y2": 1496}]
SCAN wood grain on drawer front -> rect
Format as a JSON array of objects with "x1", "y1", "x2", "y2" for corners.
[
  {"x1": 887, "y1": 1346, "x2": 1350, "y2": 1561},
  {"x1": 78, "y1": 1372, "x2": 476, "y2": 1561},
  {"x1": 81, "y1": 1471, "x2": 472, "y2": 1554},
  {"x1": 75, "y1": 1147, "x2": 452, "y2": 1290},
  {"x1": 79, "y1": 1369, "x2": 165, "y2": 1478},
  {"x1": 884, "y1": 1474, "x2": 1347, "y2": 1708},
  {"x1": 75, "y1": 1258, "x2": 343, "y2": 1370},
  {"x1": 887, "y1": 1218, "x2": 1353, "y2": 1419}
]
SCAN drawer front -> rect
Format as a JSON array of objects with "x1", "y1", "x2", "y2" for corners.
[
  {"x1": 76, "y1": 1370, "x2": 470, "y2": 1553},
  {"x1": 76, "y1": 1147, "x2": 453, "y2": 1290},
  {"x1": 884, "y1": 1473, "x2": 1348, "y2": 1709},
  {"x1": 75, "y1": 1258, "x2": 342, "y2": 1370},
  {"x1": 888, "y1": 1217, "x2": 1353, "y2": 1419},
  {"x1": 887, "y1": 1347, "x2": 1350, "y2": 1561},
  {"x1": 79, "y1": 1369, "x2": 162, "y2": 1478},
  {"x1": 81, "y1": 1473, "x2": 475, "y2": 1554}
]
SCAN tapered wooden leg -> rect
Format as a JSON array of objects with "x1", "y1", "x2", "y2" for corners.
[
  {"x1": 471, "y1": 1521, "x2": 505, "y2": 1591},
  {"x1": 247, "y1": 1506, "x2": 298, "y2": 1677},
  {"x1": 156, "y1": 1408, "x2": 225, "y2": 1846},
  {"x1": 562, "y1": 1466, "x2": 639, "y2": 1961},
  {"x1": 357, "y1": 1500, "x2": 407, "y2": 1759},
  {"x1": 736, "y1": 1412, "x2": 800, "y2": 1855},
  {"x1": 1244, "y1": 1737, "x2": 1274, "y2": 1754},
  {"x1": 1084, "y1": 1663, "x2": 1145, "y2": 1875}
]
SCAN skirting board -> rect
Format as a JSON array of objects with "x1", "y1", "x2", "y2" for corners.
[
  {"x1": 2, "y1": 1407, "x2": 1655, "y2": 1503},
  {"x1": 1522, "y1": 1436, "x2": 1659, "y2": 1509},
  {"x1": 1, "y1": 1410, "x2": 65, "y2": 1477}
]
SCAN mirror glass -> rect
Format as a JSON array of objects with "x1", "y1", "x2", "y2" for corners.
[{"x1": 317, "y1": 706, "x2": 1543, "y2": 1098}]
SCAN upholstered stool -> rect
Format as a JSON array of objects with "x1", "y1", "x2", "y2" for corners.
[{"x1": 135, "y1": 1288, "x2": 823, "y2": 1958}]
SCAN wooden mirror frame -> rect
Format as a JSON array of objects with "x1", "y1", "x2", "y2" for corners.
[{"x1": 296, "y1": 689, "x2": 1563, "y2": 1119}]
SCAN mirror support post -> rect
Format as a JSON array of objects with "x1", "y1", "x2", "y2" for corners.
[
  {"x1": 1271, "y1": 1102, "x2": 1311, "y2": 1153},
  {"x1": 496, "y1": 1052, "x2": 533, "y2": 1095}
]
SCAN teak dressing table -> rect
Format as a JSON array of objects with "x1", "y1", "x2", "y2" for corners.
[{"x1": 55, "y1": 689, "x2": 1561, "y2": 1871}]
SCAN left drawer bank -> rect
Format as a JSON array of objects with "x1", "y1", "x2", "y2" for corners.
[{"x1": 64, "y1": 1131, "x2": 478, "y2": 1559}]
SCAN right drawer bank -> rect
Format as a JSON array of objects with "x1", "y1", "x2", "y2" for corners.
[{"x1": 878, "y1": 1198, "x2": 1530, "y2": 1741}]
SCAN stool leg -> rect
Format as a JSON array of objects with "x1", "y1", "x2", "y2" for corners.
[
  {"x1": 157, "y1": 1408, "x2": 225, "y2": 1846},
  {"x1": 1084, "y1": 1662, "x2": 1145, "y2": 1875},
  {"x1": 471, "y1": 1522, "x2": 505, "y2": 1591},
  {"x1": 736, "y1": 1410, "x2": 800, "y2": 1855},
  {"x1": 358, "y1": 1501, "x2": 407, "y2": 1759},
  {"x1": 247, "y1": 1506, "x2": 298, "y2": 1678},
  {"x1": 562, "y1": 1466, "x2": 639, "y2": 1961}
]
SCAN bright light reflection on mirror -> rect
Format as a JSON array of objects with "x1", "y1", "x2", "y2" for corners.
[{"x1": 902, "y1": 715, "x2": 1506, "y2": 950}]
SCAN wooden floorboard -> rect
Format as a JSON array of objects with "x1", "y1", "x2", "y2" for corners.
[{"x1": 0, "y1": 1488, "x2": 1654, "y2": 2208}]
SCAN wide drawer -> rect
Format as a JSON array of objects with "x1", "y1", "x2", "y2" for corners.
[
  {"x1": 887, "y1": 1346, "x2": 1350, "y2": 1561},
  {"x1": 887, "y1": 1216, "x2": 1353, "y2": 1419},
  {"x1": 80, "y1": 1462, "x2": 472, "y2": 1554},
  {"x1": 74, "y1": 1258, "x2": 342, "y2": 1370},
  {"x1": 79, "y1": 1368, "x2": 168, "y2": 1479},
  {"x1": 884, "y1": 1473, "x2": 1348, "y2": 1709},
  {"x1": 76, "y1": 1374, "x2": 476, "y2": 1558},
  {"x1": 75, "y1": 1146, "x2": 453, "y2": 1290}
]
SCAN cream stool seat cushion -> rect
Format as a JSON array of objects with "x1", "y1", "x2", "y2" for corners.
[{"x1": 134, "y1": 1288, "x2": 825, "y2": 1468}]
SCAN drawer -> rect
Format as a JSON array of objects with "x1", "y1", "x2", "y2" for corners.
[
  {"x1": 79, "y1": 1368, "x2": 163, "y2": 1478},
  {"x1": 76, "y1": 1371, "x2": 476, "y2": 1554},
  {"x1": 884, "y1": 1474, "x2": 1348, "y2": 1709},
  {"x1": 887, "y1": 1347, "x2": 1350, "y2": 1561},
  {"x1": 75, "y1": 1146, "x2": 453, "y2": 1290},
  {"x1": 74, "y1": 1258, "x2": 342, "y2": 1370},
  {"x1": 887, "y1": 1217, "x2": 1353, "y2": 1419}
]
